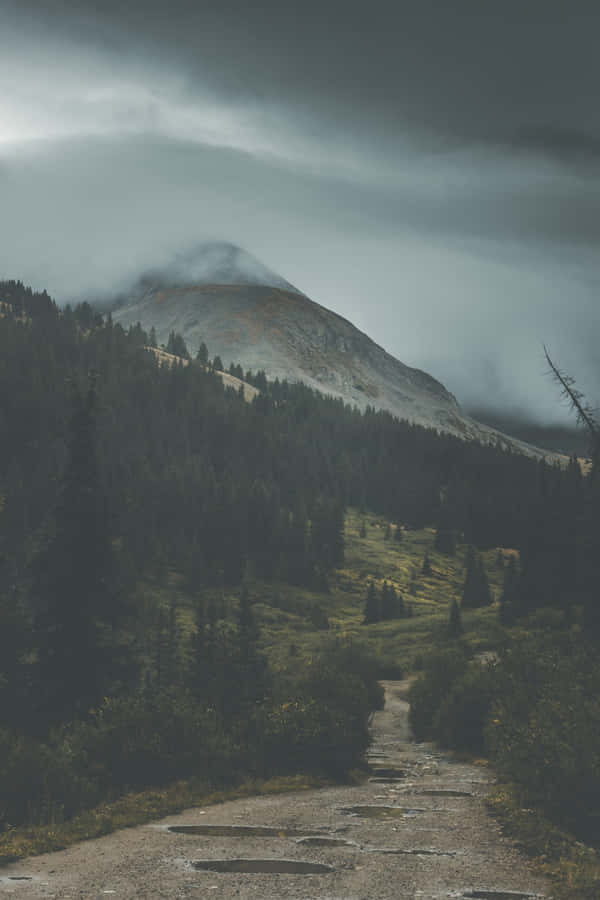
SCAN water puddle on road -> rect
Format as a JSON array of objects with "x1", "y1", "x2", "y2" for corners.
[
  {"x1": 341, "y1": 806, "x2": 430, "y2": 819},
  {"x1": 296, "y1": 837, "x2": 357, "y2": 847},
  {"x1": 190, "y1": 858, "x2": 335, "y2": 874},
  {"x1": 369, "y1": 768, "x2": 407, "y2": 779},
  {"x1": 169, "y1": 824, "x2": 322, "y2": 837},
  {"x1": 402, "y1": 789, "x2": 473, "y2": 798},
  {"x1": 462, "y1": 891, "x2": 544, "y2": 899},
  {"x1": 369, "y1": 775, "x2": 407, "y2": 782},
  {"x1": 367, "y1": 848, "x2": 457, "y2": 857}
]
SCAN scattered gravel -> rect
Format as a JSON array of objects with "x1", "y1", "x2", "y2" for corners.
[{"x1": 0, "y1": 681, "x2": 551, "y2": 899}]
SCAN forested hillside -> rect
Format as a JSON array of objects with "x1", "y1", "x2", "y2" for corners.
[{"x1": 1, "y1": 280, "x2": 598, "y2": 885}]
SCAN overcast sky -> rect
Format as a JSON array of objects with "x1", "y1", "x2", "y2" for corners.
[{"x1": 1, "y1": 1, "x2": 599, "y2": 423}]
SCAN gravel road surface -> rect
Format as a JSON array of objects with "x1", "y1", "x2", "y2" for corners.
[{"x1": 0, "y1": 681, "x2": 551, "y2": 899}]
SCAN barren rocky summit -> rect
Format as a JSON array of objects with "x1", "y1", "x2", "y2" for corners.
[{"x1": 110, "y1": 243, "x2": 546, "y2": 454}]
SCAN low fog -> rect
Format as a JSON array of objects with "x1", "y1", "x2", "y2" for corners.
[{"x1": 1, "y1": 1, "x2": 599, "y2": 424}]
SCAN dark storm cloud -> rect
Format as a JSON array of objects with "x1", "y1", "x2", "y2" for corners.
[
  {"x1": 13, "y1": 0, "x2": 600, "y2": 150},
  {"x1": 1, "y1": 0, "x2": 600, "y2": 422},
  {"x1": 508, "y1": 126, "x2": 600, "y2": 168}
]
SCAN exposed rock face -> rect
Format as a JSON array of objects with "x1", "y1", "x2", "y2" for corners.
[{"x1": 111, "y1": 244, "x2": 546, "y2": 452}]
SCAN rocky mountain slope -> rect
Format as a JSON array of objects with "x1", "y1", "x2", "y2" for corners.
[{"x1": 110, "y1": 243, "x2": 547, "y2": 453}]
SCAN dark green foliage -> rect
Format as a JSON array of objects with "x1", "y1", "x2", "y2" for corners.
[
  {"x1": 434, "y1": 526, "x2": 457, "y2": 555},
  {"x1": 362, "y1": 581, "x2": 380, "y2": 624},
  {"x1": 487, "y1": 638, "x2": 600, "y2": 843},
  {"x1": 462, "y1": 546, "x2": 492, "y2": 608},
  {"x1": 447, "y1": 598, "x2": 463, "y2": 638},
  {"x1": 408, "y1": 647, "x2": 469, "y2": 741},
  {"x1": 422, "y1": 550, "x2": 432, "y2": 576},
  {"x1": 435, "y1": 664, "x2": 498, "y2": 754},
  {"x1": 308, "y1": 604, "x2": 329, "y2": 630},
  {"x1": 196, "y1": 341, "x2": 209, "y2": 365},
  {"x1": 166, "y1": 330, "x2": 190, "y2": 358},
  {"x1": 212, "y1": 354, "x2": 224, "y2": 371},
  {"x1": 359, "y1": 519, "x2": 367, "y2": 538},
  {"x1": 362, "y1": 580, "x2": 406, "y2": 624},
  {"x1": 394, "y1": 524, "x2": 403, "y2": 542},
  {"x1": 33, "y1": 380, "x2": 131, "y2": 725},
  {"x1": 409, "y1": 647, "x2": 497, "y2": 754},
  {"x1": 499, "y1": 556, "x2": 520, "y2": 625},
  {"x1": 434, "y1": 502, "x2": 458, "y2": 555}
]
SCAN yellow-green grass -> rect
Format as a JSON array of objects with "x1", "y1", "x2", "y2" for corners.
[
  {"x1": 0, "y1": 774, "x2": 331, "y2": 867},
  {"x1": 488, "y1": 784, "x2": 600, "y2": 900},
  {"x1": 146, "y1": 507, "x2": 510, "y2": 674}
]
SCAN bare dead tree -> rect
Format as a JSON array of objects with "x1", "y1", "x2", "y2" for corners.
[{"x1": 544, "y1": 346, "x2": 599, "y2": 464}]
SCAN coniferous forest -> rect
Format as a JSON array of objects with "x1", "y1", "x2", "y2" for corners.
[{"x1": 1, "y1": 279, "x2": 600, "y2": 871}]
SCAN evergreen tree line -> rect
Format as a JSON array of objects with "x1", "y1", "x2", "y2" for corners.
[
  {"x1": 362, "y1": 580, "x2": 411, "y2": 624},
  {"x1": 1, "y1": 279, "x2": 596, "y2": 834}
]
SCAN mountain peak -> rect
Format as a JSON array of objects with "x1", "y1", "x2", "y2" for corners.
[{"x1": 138, "y1": 242, "x2": 301, "y2": 294}]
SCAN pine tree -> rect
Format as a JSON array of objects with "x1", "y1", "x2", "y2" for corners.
[
  {"x1": 384, "y1": 523, "x2": 391, "y2": 540},
  {"x1": 462, "y1": 546, "x2": 492, "y2": 609},
  {"x1": 363, "y1": 581, "x2": 380, "y2": 624},
  {"x1": 166, "y1": 330, "x2": 189, "y2": 358},
  {"x1": 396, "y1": 590, "x2": 406, "y2": 618},
  {"x1": 33, "y1": 379, "x2": 125, "y2": 723},
  {"x1": 212, "y1": 355, "x2": 224, "y2": 372},
  {"x1": 380, "y1": 581, "x2": 394, "y2": 619},
  {"x1": 394, "y1": 524, "x2": 403, "y2": 543},
  {"x1": 359, "y1": 519, "x2": 367, "y2": 538},
  {"x1": 235, "y1": 587, "x2": 269, "y2": 709},
  {"x1": 434, "y1": 525, "x2": 457, "y2": 555},
  {"x1": 448, "y1": 598, "x2": 463, "y2": 638},
  {"x1": 149, "y1": 326, "x2": 157, "y2": 348},
  {"x1": 422, "y1": 550, "x2": 432, "y2": 576},
  {"x1": 499, "y1": 556, "x2": 520, "y2": 625},
  {"x1": 196, "y1": 341, "x2": 209, "y2": 365}
]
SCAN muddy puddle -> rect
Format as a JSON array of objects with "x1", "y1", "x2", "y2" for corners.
[
  {"x1": 462, "y1": 891, "x2": 543, "y2": 899},
  {"x1": 366, "y1": 848, "x2": 457, "y2": 857},
  {"x1": 401, "y1": 788, "x2": 473, "y2": 798},
  {"x1": 168, "y1": 824, "x2": 322, "y2": 837},
  {"x1": 296, "y1": 837, "x2": 356, "y2": 847},
  {"x1": 368, "y1": 768, "x2": 407, "y2": 778},
  {"x1": 190, "y1": 858, "x2": 335, "y2": 874},
  {"x1": 463, "y1": 888, "x2": 543, "y2": 900},
  {"x1": 341, "y1": 805, "x2": 431, "y2": 818}
]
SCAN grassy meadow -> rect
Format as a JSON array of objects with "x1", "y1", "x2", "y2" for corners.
[{"x1": 149, "y1": 507, "x2": 508, "y2": 678}]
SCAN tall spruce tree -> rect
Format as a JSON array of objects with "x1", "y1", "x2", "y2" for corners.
[
  {"x1": 448, "y1": 598, "x2": 463, "y2": 638},
  {"x1": 422, "y1": 550, "x2": 432, "y2": 576},
  {"x1": 363, "y1": 581, "x2": 380, "y2": 624},
  {"x1": 499, "y1": 556, "x2": 520, "y2": 625},
  {"x1": 462, "y1": 546, "x2": 492, "y2": 609},
  {"x1": 33, "y1": 379, "x2": 124, "y2": 724}
]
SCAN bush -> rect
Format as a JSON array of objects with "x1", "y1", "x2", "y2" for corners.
[
  {"x1": 487, "y1": 642, "x2": 600, "y2": 843},
  {"x1": 70, "y1": 691, "x2": 234, "y2": 790},
  {"x1": 0, "y1": 729, "x2": 98, "y2": 829},
  {"x1": 259, "y1": 667, "x2": 371, "y2": 777},
  {"x1": 435, "y1": 664, "x2": 498, "y2": 754},
  {"x1": 408, "y1": 647, "x2": 468, "y2": 741}
]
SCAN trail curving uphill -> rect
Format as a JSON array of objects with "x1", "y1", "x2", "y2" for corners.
[{"x1": 0, "y1": 682, "x2": 550, "y2": 899}]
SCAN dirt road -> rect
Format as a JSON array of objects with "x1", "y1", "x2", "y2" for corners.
[{"x1": 0, "y1": 681, "x2": 550, "y2": 899}]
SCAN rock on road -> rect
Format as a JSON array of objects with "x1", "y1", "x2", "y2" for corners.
[{"x1": 0, "y1": 681, "x2": 550, "y2": 899}]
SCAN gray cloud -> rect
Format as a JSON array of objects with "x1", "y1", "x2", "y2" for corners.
[{"x1": 1, "y1": 1, "x2": 599, "y2": 424}]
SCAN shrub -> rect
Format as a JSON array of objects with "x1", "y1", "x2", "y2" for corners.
[
  {"x1": 408, "y1": 647, "x2": 468, "y2": 741},
  {"x1": 435, "y1": 664, "x2": 498, "y2": 753}
]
